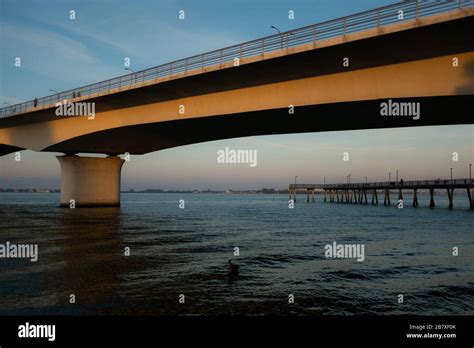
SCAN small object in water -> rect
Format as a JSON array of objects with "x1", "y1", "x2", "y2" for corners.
[{"x1": 228, "y1": 260, "x2": 239, "y2": 276}]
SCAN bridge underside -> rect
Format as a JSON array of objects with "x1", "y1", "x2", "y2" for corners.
[
  {"x1": 43, "y1": 95, "x2": 472, "y2": 155},
  {"x1": 0, "y1": 144, "x2": 24, "y2": 156},
  {"x1": 1, "y1": 14, "x2": 473, "y2": 156}
]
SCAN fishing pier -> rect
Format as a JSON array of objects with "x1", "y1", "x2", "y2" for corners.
[{"x1": 288, "y1": 178, "x2": 473, "y2": 209}]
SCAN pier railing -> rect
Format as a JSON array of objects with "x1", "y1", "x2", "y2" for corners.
[
  {"x1": 290, "y1": 178, "x2": 472, "y2": 190},
  {"x1": 1, "y1": 0, "x2": 472, "y2": 118}
]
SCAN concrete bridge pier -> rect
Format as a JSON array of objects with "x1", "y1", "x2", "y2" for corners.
[{"x1": 56, "y1": 155, "x2": 125, "y2": 207}]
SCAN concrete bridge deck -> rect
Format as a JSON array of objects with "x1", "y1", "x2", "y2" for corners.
[{"x1": 1, "y1": 0, "x2": 473, "y2": 122}]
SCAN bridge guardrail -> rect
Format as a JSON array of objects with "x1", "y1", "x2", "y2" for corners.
[{"x1": 1, "y1": 0, "x2": 472, "y2": 118}]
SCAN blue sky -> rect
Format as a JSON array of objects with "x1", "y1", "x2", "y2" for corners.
[{"x1": 0, "y1": 0, "x2": 472, "y2": 190}]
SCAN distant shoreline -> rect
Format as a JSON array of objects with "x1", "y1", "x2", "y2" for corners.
[
  {"x1": 0, "y1": 188, "x2": 466, "y2": 196},
  {"x1": 0, "y1": 188, "x2": 286, "y2": 194}
]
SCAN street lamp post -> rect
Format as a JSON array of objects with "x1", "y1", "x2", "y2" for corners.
[
  {"x1": 396, "y1": 169, "x2": 399, "y2": 183},
  {"x1": 271, "y1": 26, "x2": 283, "y2": 49},
  {"x1": 470, "y1": 164, "x2": 472, "y2": 183},
  {"x1": 49, "y1": 89, "x2": 59, "y2": 102},
  {"x1": 450, "y1": 168, "x2": 453, "y2": 183}
]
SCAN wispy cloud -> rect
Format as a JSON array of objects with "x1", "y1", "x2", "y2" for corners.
[
  {"x1": 1, "y1": 21, "x2": 121, "y2": 85},
  {"x1": 0, "y1": 95, "x2": 25, "y2": 104}
]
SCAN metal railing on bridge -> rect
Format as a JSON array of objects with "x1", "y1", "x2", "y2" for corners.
[{"x1": 1, "y1": 0, "x2": 472, "y2": 118}]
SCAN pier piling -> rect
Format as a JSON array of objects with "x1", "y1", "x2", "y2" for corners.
[
  {"x1": 467, "y1": 187, "x2": 474, "y2": 209},
  {"x1": 429, "y1": 188, "x2": 435, "y2": 208},
  {"x1": 412, "y1": 188, "x2": 419, "y2": 207},
  {"x1": 447, "y1": 187, "x2": 454, "y2": 209},
  {"x1": 384, "y1": 189, "x2": 391, "y2": 206}
]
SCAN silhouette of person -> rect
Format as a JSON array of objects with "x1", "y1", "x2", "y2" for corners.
[
  {"x1": 33, "y1": 98, "x2": 38, "y2": 107},
  {"x1": 227, "y1": 260, "x2": 239, "y2": 277}
]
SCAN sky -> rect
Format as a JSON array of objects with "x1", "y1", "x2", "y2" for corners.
[{"x1": 0, "y1": 0, "x2": 472, "y2": 190}]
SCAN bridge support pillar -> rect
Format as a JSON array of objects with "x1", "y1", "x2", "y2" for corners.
[{"x1": 56, "y1": 155, "x2": 125, "y2": 207}]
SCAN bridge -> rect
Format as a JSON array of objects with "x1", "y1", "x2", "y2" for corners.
[
  {"x1": 289, "y1": 178, "x2": 474, "y2": 209},
  {"x1": 1, "y1": 0, "x2": 473, "y2": 207}
]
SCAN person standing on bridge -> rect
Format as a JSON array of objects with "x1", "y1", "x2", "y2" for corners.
[{"x1": 33, "y1": 97, "x2": 37, "y2": 107}]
